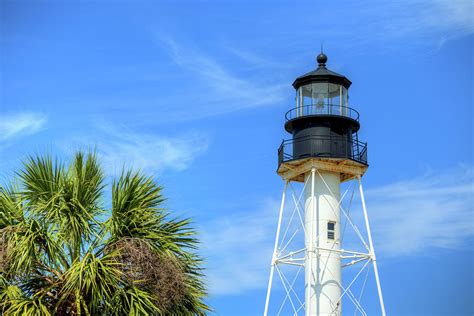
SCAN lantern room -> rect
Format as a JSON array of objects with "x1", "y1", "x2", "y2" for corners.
[
  {"x1": 293, "y1": 53, "x2": 351, "y2": 118},
  {"x1": 279, "y1": 52, "x2": 367, "y2": 167}
]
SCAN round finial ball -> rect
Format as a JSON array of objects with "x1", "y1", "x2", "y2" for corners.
[{"x1": 317, "y1": 52, "x2": 327, "y2": 65}]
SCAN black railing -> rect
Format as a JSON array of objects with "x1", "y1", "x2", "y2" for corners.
[
  {"x1": 278, "y1": 135, "x2": 368, "y2": 167},
  {"x1": 285, "y1": 104, "x2": 359, "y2": 122}
]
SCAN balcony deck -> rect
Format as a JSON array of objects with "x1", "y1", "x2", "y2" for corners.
[{"x1": 277, "y1": 135, "x2": 368, "y2": 182}]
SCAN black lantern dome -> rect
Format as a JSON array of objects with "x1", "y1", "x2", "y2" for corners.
[
  {"x1": 292, "y1": 53, "x2": 351, "y2": 90},
  {"x1": 278, "y1": 52, "x2": 368, "y2": 169}
]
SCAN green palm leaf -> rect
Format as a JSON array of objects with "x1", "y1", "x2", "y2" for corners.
[{"x1": 1, "y1": 150, "x2": 210, "y2": 315}]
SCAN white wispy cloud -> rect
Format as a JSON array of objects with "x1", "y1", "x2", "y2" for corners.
[
  {"x1": 155, "y1": 36, "x2": 286, "y2": 119},
  {"x1": 366, "y1": 165, "x2": 474, "y2": 256},
  {"x1": 396, "y1": 0, "x2": 473, "y2": 39},
  {"x1": 202, "y1": 165, "x2": 473, "y2": 296},
  {"x1": 200, "y1": 198, "x2": 278, "y2": 296},
  {"x1": 224, "y1": 45, "x2": 286, "y2": 70},
  {"x1": 0, "y1": 112, "x2": 47, "y2": 141},
  {"x1": 279, "y1": 0, "x2": 473, "y2": 55},
  {"x1": 63, "y1": 124, "x2": 209, "y2": 175},
  {"x1": 343, "y1": 0, "x2": 473, "y2": 51},
  {"x1": 101, "y1": 132, "x2": 208, "y2": 175}
]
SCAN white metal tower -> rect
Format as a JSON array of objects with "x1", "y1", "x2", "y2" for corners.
[{"x1": 264, "y1": 53, "x2": 385, "y2": 315}]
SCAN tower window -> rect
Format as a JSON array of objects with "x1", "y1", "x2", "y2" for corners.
[{"x1": 327, "y1": 221, "x2": 336, "y2": 240}]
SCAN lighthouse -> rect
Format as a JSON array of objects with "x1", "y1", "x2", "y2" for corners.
[{"x1": 264, "y1": 52, "x2": 386, "y2": 315}]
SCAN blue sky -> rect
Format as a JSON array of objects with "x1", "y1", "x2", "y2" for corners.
[{"x1": 0, "y1": 0, "x2": 473, "y2": 315}]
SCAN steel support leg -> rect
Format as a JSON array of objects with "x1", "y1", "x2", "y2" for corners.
[
  {"x1": 264, "y1": 180, "x2": 289, "y2": 316},
  {"x1": 357, "y1": 176, "x2": 386, "y2": 316}
]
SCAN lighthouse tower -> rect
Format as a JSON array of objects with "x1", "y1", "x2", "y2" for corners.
[{"x1": 264, "y1": 53, "x2": 386, "y2": 315}]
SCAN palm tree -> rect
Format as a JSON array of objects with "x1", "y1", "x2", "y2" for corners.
[{"x1": 0, "y1": 151, "x2": 210, "y2": 315}]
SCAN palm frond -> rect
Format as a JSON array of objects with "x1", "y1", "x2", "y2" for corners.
[
  {"x1": 0, "y1": 183, "x2": 24, "y2": 229},
  {"x1": 61, "y1": 250, "x2": 122, "y2": 314},
  {"x1": 3, "y1": 151, "x2": 211, "y2": 314},
  {"x1": 107, "y1": 285, "x2": 161, "y2": 315},
  {"x1": 19, "y1": 154, "x2": 64, "y2": 219},
  {"x1": 4, "y1": 294, "x2": 52, "y2": 316},
  {"x1": 6, "y1": 219, "x2": 48, "y2": 276},
  {"x1": 0, "y1": 278, "x2": 51, "y2": 316},
  {"x1": 109, "y1": 170, "x2": 164, "y2": 239},
  {"x1": 107, "y1": 169, "x2": 211, "y2": 313},
  {"x1": 19, "y1": 152, "x2": 105, "y2": 261},
  {"x1": 109, "y1": 170, "x2": 198, "y2": 254},
  {"x1": 0, "y1": 183, "x2": 26, "y2": 274},
  {"x1": 0, "y1": 277, "x2": 22, "y2": 313}
]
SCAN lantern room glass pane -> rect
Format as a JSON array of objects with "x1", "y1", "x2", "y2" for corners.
[
  {"x1": 296, "y1": 83, "x2": 348, "y2": 116},
  {"x1": 302, "y1": 84, "x2": 313, "y2": 106},
  {"x1": 311, "y1": 83, "x2": 328, "y2": 108}
]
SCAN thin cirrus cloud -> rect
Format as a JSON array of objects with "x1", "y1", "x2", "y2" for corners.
[
  {"x1": 202, "y1": 165, "x2": 473, "y2": 296},
  {"x1": 352, "y1": 0, "x2": 473, "y2": 50},
  {"x1": 356, "y1": 0, "x2": 474, "y2": 49},
  {"x1": 100, "y1": 131, "x2": 209, "y2": 175},
  {"x1": 366, "y1": 165, "x2": 473, "y2": 256},
  {"x1": 0, "y1": 112, "x2": 47, "y2": 142},
  {"x1": 200, "y1": 198, "x2": 279, "y2": 296},
  {"x1": 284, "y1": 0, "x2": 473, "y2": 54},
  {"x1": 64, "y1": 124, "x2": 209, "y2": 175},
  {"x1": 155, "y1": 35, "x2": 287, "y2": 120}
]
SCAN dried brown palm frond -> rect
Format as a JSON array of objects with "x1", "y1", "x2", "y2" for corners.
[
  {"x1": 111, "y1": 237, "x2": 187, "y2": 313},
  {"x1": 0, "y1": 228, "x2": 9, "y2": 272}
]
